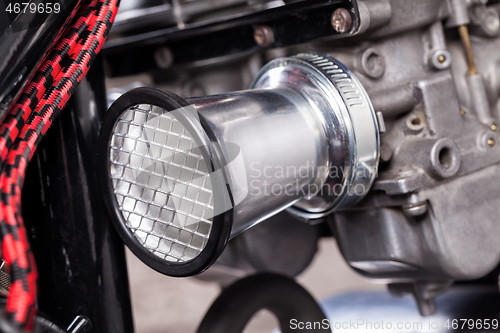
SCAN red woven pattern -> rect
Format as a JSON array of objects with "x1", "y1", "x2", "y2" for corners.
[
  {"x1": 0, "y1": 0, "x2": 86, "y2": 161},
  {"x1": 0, "y1": 0, "x2": 119, "y2": 330}
]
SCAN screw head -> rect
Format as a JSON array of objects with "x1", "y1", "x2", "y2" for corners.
[
  {"x1": 331, "y1": 8, "x2": 352, "y2": 34},
  {"x1": 431, "y1": 50, "x2": 451, "y2": 70},
  {"x1": 488, "y1": 138, "x2": 495, "y2": 147},
  {"x1": 491, "y1": 124, "x2": 497, "y2": 131},
  {"x1": 254, "y1": 25, "x2": 274, "y2": 47}
]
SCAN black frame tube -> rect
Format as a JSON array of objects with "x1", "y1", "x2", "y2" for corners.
[{"x1": 22, "y1": 56, "x2": 134, "y2": 333}]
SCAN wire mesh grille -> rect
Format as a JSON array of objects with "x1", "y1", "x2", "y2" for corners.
[{"x1": 109, "y1": 104, "x2": 214, "y2": 263}]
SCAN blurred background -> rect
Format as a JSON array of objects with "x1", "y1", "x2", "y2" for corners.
[{"x1": 126, "y1": 237, "x2": 384, "y2": 333}]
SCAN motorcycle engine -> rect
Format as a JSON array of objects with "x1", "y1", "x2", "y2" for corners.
[{"x1": 104, "y1": 0, "x2": 500, "y2": 316}]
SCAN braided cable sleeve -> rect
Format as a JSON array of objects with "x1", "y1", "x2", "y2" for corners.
[
  {"x1": 0, "y1": 0, "x2": 119, "y2": 330},
  {"x1": 0, "y1": 0, "x2": 92, "y2": 163}
]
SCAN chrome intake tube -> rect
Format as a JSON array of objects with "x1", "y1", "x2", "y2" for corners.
[
  {"x1": 189, "y1": 53, "x2": 380, "y2": 235},
  {"x1": 99, "y1": 53, "x2": 380, "y2": 276},
  {"x1": 188, "y1": 87, "x2": 329, "y2": 236}
]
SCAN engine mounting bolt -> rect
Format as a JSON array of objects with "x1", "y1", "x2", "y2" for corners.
[
  {"x1": 331, "y1": 8, "x2": 352, "y2": 34},
  {"x1": 438, "y1": 55, "x2": 446, "y2": 63},
  {"x1": 491, "y1": 124, "x2": 497, "y2": 131},
  {"x1": 402, "y1": 202, "x2": 428, "y2": 217},
  {"x1": 254, "y1": 25, "x2": 274, "y2": 47},
  {"x1": 488, "y1": 138, "x2": 495, "y2": 147}
]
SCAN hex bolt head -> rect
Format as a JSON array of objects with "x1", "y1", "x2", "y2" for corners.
[
  {"x1": 331, "y1": 8, "x2": 352, "y2": 34},
  {"x1": 254, "y1": 25, "x2": 274, "y2": 47}
]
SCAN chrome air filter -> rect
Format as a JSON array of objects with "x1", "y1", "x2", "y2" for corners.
[
  {"x1": 111, "y1": 105, "x2": 214, "y2": 262},
  {"x1": 100, "y1": 53, "x2": 379, "y2": 277},
  {"x1": 99, "y1": 88, "x2": 232, "y2": 276}
]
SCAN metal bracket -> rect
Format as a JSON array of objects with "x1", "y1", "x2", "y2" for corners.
[{"x1": 103, "y1": 0, "x2": 360, "y2": 77}]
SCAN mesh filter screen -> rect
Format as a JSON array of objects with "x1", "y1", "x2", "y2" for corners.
[{"x1": 109, "y1": 104, "x2": 214, "y2": 263}]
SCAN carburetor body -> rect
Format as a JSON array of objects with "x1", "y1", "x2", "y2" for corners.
[
  {"x1": 327, "y1": 0, "x2": 500, "y2": 314},
  {"x1": 332, "y1": 0, "x2": 500, "y2": 276}
]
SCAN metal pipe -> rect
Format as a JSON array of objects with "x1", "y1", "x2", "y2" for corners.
[
  {"x1": 189, "y1": 88, "x2": 328, "y2": 237},
  {"x1": 458, "y1": 25, "x2": 478, "y2": 75},
  {"x1": 458, "y1": 24, "x2": 493, "y2": 124}
]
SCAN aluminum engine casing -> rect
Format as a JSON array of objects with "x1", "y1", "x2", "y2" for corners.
[{"x1": 325, "y1": 0, "x2": 500, "y2": 283}]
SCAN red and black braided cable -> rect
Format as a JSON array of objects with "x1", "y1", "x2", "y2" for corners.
[
  {"x1": 0, "y1": 0, "x2": 119, "y2": 330},
  {"x1": 0, "y1": 0, "x2": 88, "y2": 160}
]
